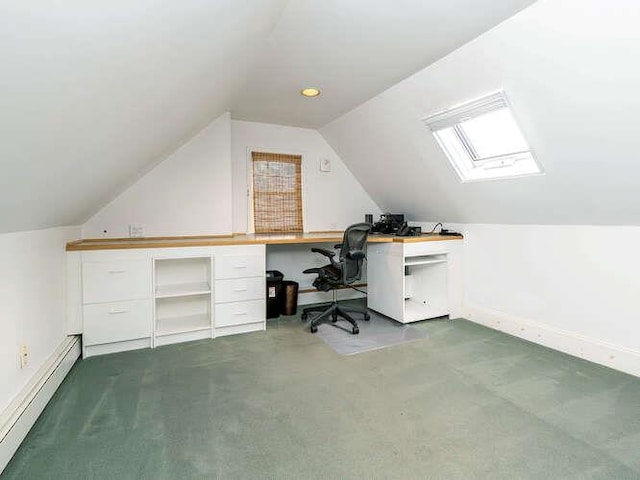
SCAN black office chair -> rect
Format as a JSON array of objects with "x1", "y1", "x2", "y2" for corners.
[{"x1": 301, "y1": 223, "x2": 372, "y2": 334}]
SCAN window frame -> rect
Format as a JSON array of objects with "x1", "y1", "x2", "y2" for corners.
[
  {"x1": 424, "y1": 91, "x2": 542, "y2": 182},
  {"x1": 246, "y1": 148, "x2": 306, "y2": 234}
]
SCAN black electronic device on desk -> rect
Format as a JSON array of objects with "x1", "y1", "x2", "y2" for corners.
[
  {"x1": 370, "y1": 213, "x2": 405, "y2": 234},
  {"x1": 396, "y1": 222, "x2": 422, "y2": 237},
  {"x1": 439, "y1": 229, "x2": 461, "y2": 236}
]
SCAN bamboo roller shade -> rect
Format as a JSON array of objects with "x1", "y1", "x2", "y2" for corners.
[{"x1": 251, "y1": 151, "x2": 303, "y2": 233}]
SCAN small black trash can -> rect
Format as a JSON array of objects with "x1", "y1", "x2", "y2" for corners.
[
  {"x1": 266, "y1": 270, "x2": 284, "y2": 318},
  {"x1": 280, "y1": 280, "x2": 299, "y2": 316}
]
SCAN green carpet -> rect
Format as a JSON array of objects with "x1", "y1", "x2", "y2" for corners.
[{"x1": 3, "y1": 310, "x2": 640, "y2": 479}]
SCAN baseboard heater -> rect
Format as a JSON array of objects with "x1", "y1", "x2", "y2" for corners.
[{"x1": 0, "y1": 336, "x2": 81, "y2": 474}]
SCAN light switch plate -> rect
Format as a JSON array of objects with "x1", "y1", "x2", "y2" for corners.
[
  {"x1": 320, "y1": 158, "x2": 331, "y2": 172},
  {"x1": 129, "y1": 224, "x2": 145, "y2": 238}
]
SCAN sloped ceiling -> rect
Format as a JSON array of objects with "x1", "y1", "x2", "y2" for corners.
[
  {"x1": 230, "y1": 0, "x2": 538, "y2": 128},
  {"x1": 0, "y1": 0, "x2": 537, "y2": 234},
  {"x1": 0, "y1": 0, "x2": 288, "y2": 233},
  {"x1": 321, "y1": 0, "x2": 640, "y2": 225}
]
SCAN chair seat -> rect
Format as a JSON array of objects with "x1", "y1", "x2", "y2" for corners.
[{"x1": 303, "y1": 264, "x2": 341, "y2": 281}]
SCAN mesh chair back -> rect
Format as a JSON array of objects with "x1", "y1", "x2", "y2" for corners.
[{"x1": 339, "y1": 223, "x2": 371, "y2": 284}]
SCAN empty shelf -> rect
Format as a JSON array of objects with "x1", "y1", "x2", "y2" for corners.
[
  {"x1": 155, "y1": 313, "x2": 211, "y2": 336},
  {"x1": 155, "y1": 282, "x2": 211, "y2": 298}
]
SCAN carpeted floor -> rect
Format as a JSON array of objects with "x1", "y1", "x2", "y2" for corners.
[{"x1": 3, "y1": 305, "x2": 640, "y2": 479}]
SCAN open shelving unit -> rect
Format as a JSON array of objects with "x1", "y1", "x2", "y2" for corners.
[
  {"x1": 155, "y1": 312, "x2": 210, "y2": 336},
  {"x1": 155, "y1": 282, "x2": 211, "y2": 299},
  {"x1": 153, "y1": 256, "x2": 213, "y2": 346},
  {"x1": 403, "y1": 253, "x2": 448, "y2": 323}
]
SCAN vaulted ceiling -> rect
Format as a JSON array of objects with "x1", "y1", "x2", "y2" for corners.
[
  {"x1": 0, "y1": 0, "x2": 537, "y2": 233},
  {"x1": 230, "y1": 0, "x2": 538, "y2": 128},
  {"x1": 0, "y1": 0, "x2": 288, "y2": 233},
  {"x1": 321, "y1": 0, "x2": 640, "y2": 225}
]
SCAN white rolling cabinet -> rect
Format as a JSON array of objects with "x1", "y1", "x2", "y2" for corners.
[
  {"x1": 367, "y1": 243, "x2": 405, "y2": 321},
  {"x1": 368, "y1": 239, "x2": 463, "y2": 324}
]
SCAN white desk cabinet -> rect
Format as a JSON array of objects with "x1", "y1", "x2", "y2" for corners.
[
  {"x1": 367, "y1": 240, "x2": 463, "y2": 323},
  {"x1": 68, "y1": 245, "x2": 266, "y2": 357},
  {"x1": 213, "y1": 246, "x2": 266, "y2": 337}
]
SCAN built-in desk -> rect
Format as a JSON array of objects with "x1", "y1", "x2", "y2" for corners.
[
  {"x1": 66, "y1": 232, "x2": 462, "y2": 251},
  {"x1": 66, "y1": 232, "x2": 463, "y2": 357}
]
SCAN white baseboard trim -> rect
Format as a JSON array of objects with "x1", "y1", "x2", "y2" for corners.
[
  {"x1": 464, "y1": 303, "x2": 640, "y2": 378},
  {"x1": 0, "y1": 335, "x2": 81, "y2": 474}
]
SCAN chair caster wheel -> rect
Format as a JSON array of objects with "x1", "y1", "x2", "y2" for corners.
[
  {"x1": 331, "y1": 315, "x2": 338, "y2": 323},
  {"x1": 301, "y1": 313, "x2": 308, "y2": 322},
  {"x1": 364, "y1": 313, "x2": 371, "y2": 321},
  {"x1": 310, "y1": 325, "x2": 318, "y2": 333},
  {"x1": 352, "y1": 326, "x2": 359, "y2": 335}
]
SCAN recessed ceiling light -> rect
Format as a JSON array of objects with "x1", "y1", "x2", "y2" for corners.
[{"x1": 300, "y1": 87, "x2": 321, "y2": 98}]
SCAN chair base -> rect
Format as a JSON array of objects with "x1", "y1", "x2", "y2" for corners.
[{"x1": 301, "y1": 302, "x2": 370, "y2": 334}]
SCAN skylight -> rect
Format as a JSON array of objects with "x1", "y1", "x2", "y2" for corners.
[{"x1": 423, "y1": 91, "x2": 542, "y2": 182}]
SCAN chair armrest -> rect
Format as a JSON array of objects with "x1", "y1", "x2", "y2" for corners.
[
  {"x1": 346, "y1": 249, "x2": 365, "y2": 260},
  {"x1": 311, "y1": 247, "x2": 339, "y2": 268}
]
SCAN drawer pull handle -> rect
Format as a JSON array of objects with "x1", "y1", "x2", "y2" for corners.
[
  {"x1": 234, "y1": 287, "x2": 247, "y2": 292},
  {"x1": 108, "y1": 309, "x2": 128, "y2": 315},
  {"x1": 233, "y1": 264, "x2": 247, "y2": 269},
  {"x1": 234, "y1": 311, "x2": 248, "y2": 315},
  {"x1": 108, "y1": 270, "x2": 127, "y2": 274}
]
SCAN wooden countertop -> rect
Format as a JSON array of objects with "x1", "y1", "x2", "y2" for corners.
[{"x1": 66, "y1": 232, "x2": 463, "y2": 251}]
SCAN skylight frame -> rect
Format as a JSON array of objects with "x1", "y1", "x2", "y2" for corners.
[{"x1": 423, "y1": 91, "x2": 543, "y2": 182}]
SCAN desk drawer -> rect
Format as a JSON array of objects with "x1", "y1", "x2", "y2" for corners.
[
  {"x1": 82, "y1": 260, "x2": 150, "y2": 304},
  {"x1": 215, "y1": 277, "x2": 264, "y2": 304},
  {"x1": 215, "y1": 253, "x2": 263, "y2": 279},
  {"x1": 83, "y1": 299, "x2": 152, "y2": 346},
  {"x1": 215, "y1": 300, "x2": 264, "y2": 328}
]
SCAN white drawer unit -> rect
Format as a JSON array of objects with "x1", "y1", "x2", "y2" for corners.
[
  {"x1": 83, "y1": 300, "x2": 152, "y2": 346},
  {"x1": 214, "y1": 277, "x2": 264, "y2": 303},
  {"x1": 66, "y1": 243, "x2": 269, "y2": 356},
  {"x1": 82, "y1": 259, "x2": 151, "y2": 304},
  {"x1": 214, "y1": 300, "x2": 264, "y2": 328},
  {"x1": 215, "y1": 252, "x2": 264, "y2": 279},
  {"x1": 212, "y1": 245, "x2": 265, "y2": 337}
]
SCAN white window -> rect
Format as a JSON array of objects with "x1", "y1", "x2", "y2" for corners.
[{"x1": 423, "y1": 91, "x2": 542, "y2": 182}]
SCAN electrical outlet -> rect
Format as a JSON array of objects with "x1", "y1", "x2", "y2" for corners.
[{"x1": 20, "y1": 345, "x2": 28, "y2": 369}]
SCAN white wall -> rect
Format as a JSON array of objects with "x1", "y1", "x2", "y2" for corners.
[
  {"x1": 83, "y1": 113, "x2": 233, "y2": 238},
  {"x1": 321, "y1": 0, "x2": 640, "y2": 225},
  {"x1": 0, "y1": 226, "x2": 80, "y2": 414},
  {"x1": 461, "y1": 224, "x2": 640, "y2": 376},
  {"x1": 231, "y1": 120, "x2": 380, "y2": 233},
  {"x1": 229, "y1": 120, "x2": 379, "y2": 302}
]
